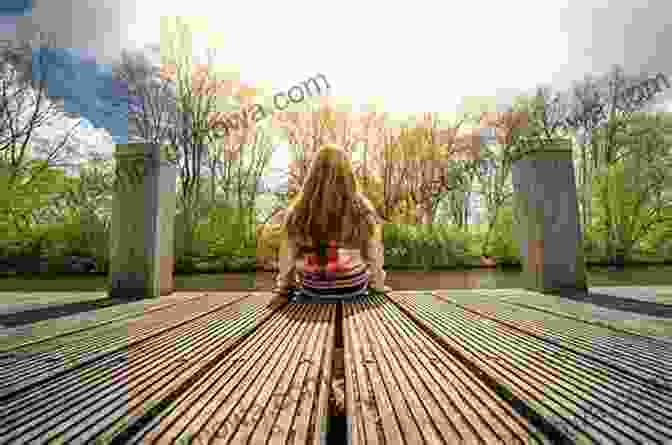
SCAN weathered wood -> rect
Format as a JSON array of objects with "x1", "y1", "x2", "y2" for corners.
[
  {"x1": 433, "y1": 290, "x2": 672, "y2": 390},
  {"x1": 0, "y1": 292, "x2": 279, "y2": 444},
  {"x1": 0, "y1": 293, "x2": 248, "y2": 399},
  {"x1": 3, "y1": 289, "x2": 671, "y2": 444},
  {"x1": 120, "y1": 301, "x2": 335, "y2": 445},
  {"x1": 389, "y1": 291, "x2": 672, "y2": 444},
  {"x1": 0, "y1": 292, "x2": 206, "y2": 351},
  {"x1": 343, "y1": 293, "x2": 552, "y2": 444}
]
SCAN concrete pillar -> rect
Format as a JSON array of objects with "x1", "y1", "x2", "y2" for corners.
[
  {"x1": 109, "y1": 143, "x2": 177, "y2": 298},
  {"x1": 511, "y1": 138, "x2": 587, "y2": 294}
]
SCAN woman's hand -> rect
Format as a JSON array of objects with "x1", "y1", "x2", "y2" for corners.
[{"x1": 268, "y1": 287, "x2": 292, "y2": 306}]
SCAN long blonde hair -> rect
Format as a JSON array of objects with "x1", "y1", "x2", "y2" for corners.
[{"x1": 283, "y1": 143, "x2": 378, "y2": 247}]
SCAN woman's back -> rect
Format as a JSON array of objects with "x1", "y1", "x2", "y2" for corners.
[{"x1": 273, "y1": 143, "x2": 388, "y2": 299}]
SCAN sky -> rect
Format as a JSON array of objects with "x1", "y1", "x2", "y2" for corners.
[{"x1": 2, "y1": 0, "x2": 672, "y2": 186}]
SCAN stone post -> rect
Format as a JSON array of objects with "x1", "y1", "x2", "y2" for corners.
[
  {"x1": 511, "y1": 138, "x2": 587, "y2": 294},
  {"x1": 109, "y1": 143, "x2": 177, "y2": 298}
]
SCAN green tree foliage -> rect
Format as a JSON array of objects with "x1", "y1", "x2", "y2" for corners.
[
  {"x1": 591, "y1": 112, "x2": 672, "y2": 260},
  {"x1": 0, "y1": 158, "x2": 71, "y2": 244}
]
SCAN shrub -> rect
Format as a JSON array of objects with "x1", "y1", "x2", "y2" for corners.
[
  {"x1": 256, "y1": 223, "x2": 283, "y2": 266},
  {"x1": 381, "y1": 223, "x2": 475, "y2": 269},
  {"x1": 486, "y1": 206, "x2": 520, "y2": 264}
]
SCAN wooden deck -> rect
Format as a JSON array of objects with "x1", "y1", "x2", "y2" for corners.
[{"x1": 0, "y1": 289, "x2": 671, "y2": 444}]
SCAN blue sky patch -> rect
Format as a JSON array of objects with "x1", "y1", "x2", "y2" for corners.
[
  {"x1": 31, "y1": 46, "x2": 131, "y2": 144},
  {"x1": 0, "y1": 0, "x2": 33, "y2": 17}
]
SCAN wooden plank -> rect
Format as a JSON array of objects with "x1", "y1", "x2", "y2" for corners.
[
  {"x1": 0, "y1": 292, "x2": 283, "y2": 444},
  {"x1": 0, "y1": 292, "x2": 209, "y2": 351},
  {"x1": 283, "y1": 303, "x2": 333, "y2": 445},
  {"x1": 0, "y1": 291, "x2": 111, "y2": 306},
  {"x1": 0, "y1": 292, "x2": 250, "y2": 399},
  {"x1": 432, "y1": 287, "x2": 672, "y2": 341},
  {"x1": 120, "y1": 301, "x2": 334, "y2": 445},
  {"x1": 389, "y1": 291, "x2": 672, "y2": 444},
  {"x1": 344, "y1": 295, "x2": 381, "y2": 445},
  {"x1": 433, "y1": 291, "x2": 672, "y2": 390},
  {"x1": 343, "y1": 295, "x2": 551, "y2": 444}
]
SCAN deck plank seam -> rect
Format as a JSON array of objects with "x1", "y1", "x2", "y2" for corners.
[
  {"x1": 372, "y1": 295, "x2": 545, "y2": 443},
  {"x1": 389, "y1": 292, "x2": 672, "y2": 444},
  {"x1": 1, "y1": 293, "x2": 279, "y2": 444}
]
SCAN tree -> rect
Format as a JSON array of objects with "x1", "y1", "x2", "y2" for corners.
[
  {"x1": 473, "y1": 105, "x2": 532, "y2": 256},
  {"x1": 151, "y1": 19, "x2": 282, "y2": 260},
  {"x1": 472, "y1": 86, "x2": 581, "y2": 257},
  {"x1": 270, "y1": 99, "x2": 375, "y2": 218},
  {"x1": 271, "y1": 102, "x2": 435, "y2": 226},
  {"x1": 0, "y1": 155, "x2": 70, "y2": 241},
  {"x1": 591, "y1": 111, "x2": 672, "y2": 261},
  {"x1": 0, "y1": 31, "x2": 87, "y2": 237},
  {"x1": 109, "y1": 45, "x2": 180, "y2": 146},
  {"x1": 563, "y1": 73, "x2": 606, "y2": 231},
  {"x1": 563, "y1": 65, "x2": 671, "y2": 262},
  {"x1": 387, "y1": 113, "x2": 481, "y2": 225},
  {"x1": 348, "y1": 109, "x2": 409, "y2": 222},
  {"x1": 148, "y1": 17, "x2": 263, "y2": 258},
  {"x1": 206, "y1": 80, "x2": 276, "y2": 233}
]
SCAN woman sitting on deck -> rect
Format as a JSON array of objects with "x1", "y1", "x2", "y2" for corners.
[{"x1": 273, "y1": 143, "x2": 391, "y2": 302}]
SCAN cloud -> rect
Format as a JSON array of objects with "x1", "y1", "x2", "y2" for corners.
[
  {"x1": 6, "y1": 0, "x2": 141, "y2": 65},
  {"x1": 28, "y1": 46, "x2": 131, "y2": 143},
  {"x1": 558, "y1": 0, "x2": 672, "y2": 104},
  {"x1": 0, "y1": 1, "x2": 141, "y2": 146}
]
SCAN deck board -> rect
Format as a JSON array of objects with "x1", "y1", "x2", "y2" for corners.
[
  {"x1": 430, "y1": 288, "x2": 672, "y2": 341},
  {"x1": 0, "y1": 292, "x2": 250, "y2": 398},
  {"x1": 388, "y1": 291, "x2": 672, "y2": 444},
  {"x1": 0, "y1": 291, "x2": 210, "y2": 351},
  {"x1": 1, "y1": 287, "x2": 671, "y2": 444},
  {"x1": 121, "y1": 300, "x2": 335, "y2": 445},
  {"x1": 343, "y1": 295, "x2": 552, "y2": 444},
  {"x1": 432, "y1": 290, "x2": 672, "y2": 390},
  {"x1": 0, "y1": 292, "x2": 280, "y2": 444}
]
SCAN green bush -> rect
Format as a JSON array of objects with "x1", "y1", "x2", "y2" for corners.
[
  {"x1": 582, "y1": 224, "x2": 606, "y2": 260},
  {"x1": 382, "y1": 223, "x2": 476, "y2": 269},
  {"x1": 1, "y1": 212, "x2": 112, "y2": 273},
  {"x1": 639, "y1": 217, "x2": 672, "y2": 260},
  {"x1": 181, "y1": 204, "x2": 257, "y2": 258},
  {"x1": 485, "y1": 206, "x2": 520, "y2": 265}
]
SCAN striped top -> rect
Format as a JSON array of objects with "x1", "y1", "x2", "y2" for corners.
[{"x1": 275, "y1": 226, "x2": 387, "y2": 298}]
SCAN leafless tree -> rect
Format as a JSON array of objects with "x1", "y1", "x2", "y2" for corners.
[
  {"x1": 0, "y1": 31, "x2": 85, "y2": 177},
  {"x1": 0, "y1": 30, "x2": 87, "y2": 239},
  {"x1": 108, "y1": 46, "x2": 180, "y2": 146}
]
